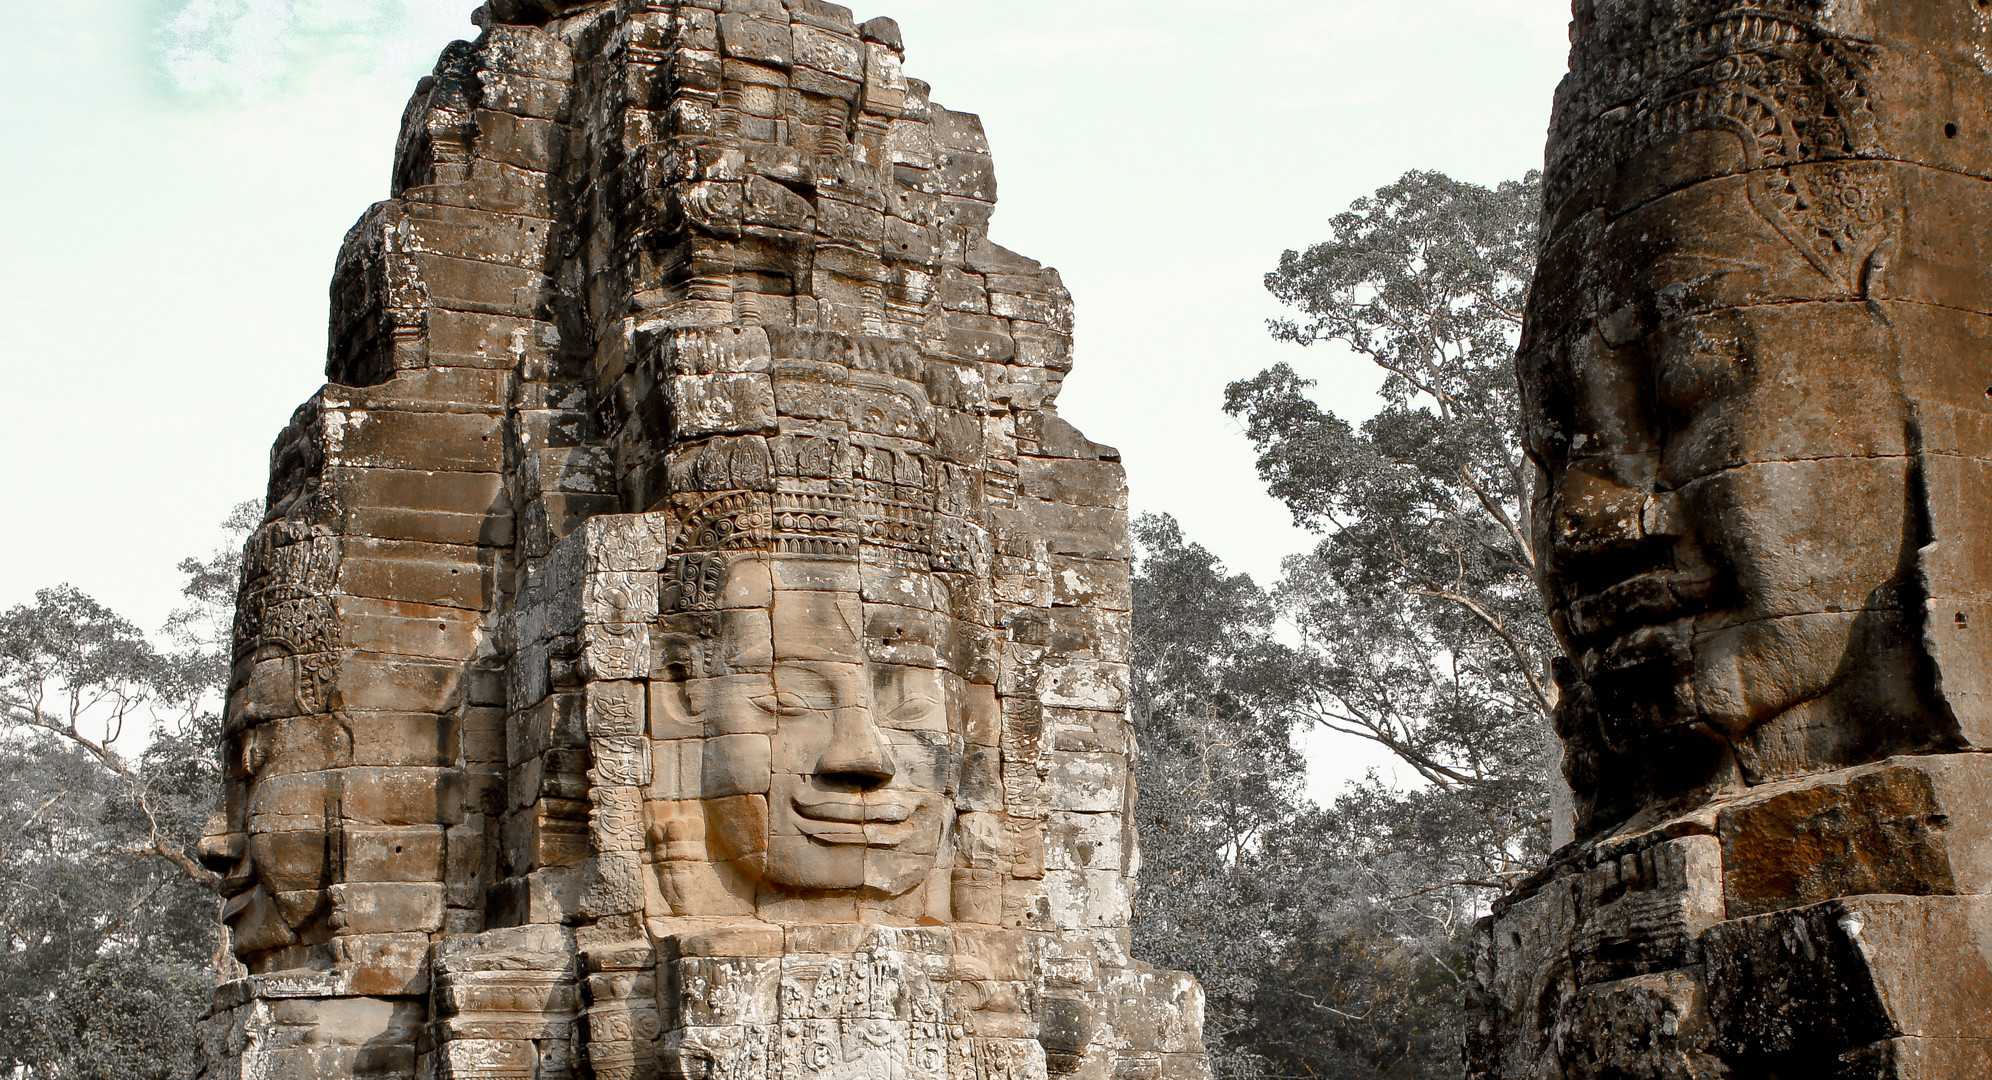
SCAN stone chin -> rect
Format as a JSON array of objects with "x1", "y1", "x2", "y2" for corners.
[
  {"x1": 221, "y1": 884, "x2": 303, "y2": 957},
  {"x1": 1544, "y1": 416, "x2": 1943, "y2": 794},
  {"x1": 760, "y1": 836, "x2": 940, "y2": 899}
]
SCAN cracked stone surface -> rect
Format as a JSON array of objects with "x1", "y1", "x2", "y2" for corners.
[
  {"x1": 195, "y1": 3, "x2": 1209, "y2": 1078},
  {"x1": 1474, "y1": 3, "x2": 1992, "y2": 1077}
]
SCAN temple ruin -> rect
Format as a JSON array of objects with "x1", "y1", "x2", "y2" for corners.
[
  {"x1": 1475, "y1": 2, "x2": 1992, "y2": 1077},
  {"x1": 196, "y1": 2, "x2": 1209, "y2": 1078}
]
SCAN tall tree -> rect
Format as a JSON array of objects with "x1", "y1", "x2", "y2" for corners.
[
  {"x1": 1126, "y1": 174, "x2": 1555, "y2": 1077},
  {"x1": 0, "y1": 502, "x2": 251, "y2": 1079},
  {"x1": 1128, "y1": 514, "x2": 1298, "y2": 1079},
  {"x1": 1226, "y1": 169, "x2": 1555, "y2": 928},
  {"x1": 1130, "y1": 515, "x2": 1475, "y2": 1080},
  {"x1": 0, "y1": 586, "x2": 220, "y2": 891}
]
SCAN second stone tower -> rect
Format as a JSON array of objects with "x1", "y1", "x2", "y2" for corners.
[{"x1": 200, "y1": 3, "x2": 1211, "y2": 1079}]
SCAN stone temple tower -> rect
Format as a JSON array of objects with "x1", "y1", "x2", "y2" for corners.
[
  {"x1": 197, "y1": 3, "x2": 1211, "y2": 1079},
  {"x1": 1476, "y1": 2, "x2": 1992, "y2": 1077}
]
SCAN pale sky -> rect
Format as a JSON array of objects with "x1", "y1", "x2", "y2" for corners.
[{"x1": 0, "y1": 0, "x2": 1572, "y2": 795}]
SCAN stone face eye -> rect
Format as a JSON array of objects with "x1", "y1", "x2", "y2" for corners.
[
  {"x1": 750, "y1": 691, "x2": 810, "y2": 718},
  {"x1": 884, "y1": 695, "x2": 941, "y2": 726}
]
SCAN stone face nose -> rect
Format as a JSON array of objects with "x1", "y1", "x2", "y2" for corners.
[
  {"x1": 815, "y1": 706, "x2": 897, "y2": 788},
  {"x1": 199, "y1": 808, "x2": 246, "y2": 880}
]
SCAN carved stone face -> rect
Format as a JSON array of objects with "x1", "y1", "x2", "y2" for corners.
[
  {"x1": 1529, "y1": 293, "x2": 1947, "y2": 810},
  {"x1": 209, "y1": 797, "x2": 297, "y2": 959},
  {"x1": 204, "y1": 726, "x2": 330, "y2": 963},
  {"x1": 1516, "y1": 2, "x2": 1992, "y2": 832},
  {"x1": 657, "y1": 556, "x2": 957, "y2": 901}
]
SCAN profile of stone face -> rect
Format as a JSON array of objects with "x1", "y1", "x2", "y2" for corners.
[
  {"x1": 1472, "y1": 5, "x2": 1992, "y2": 1078},
  {"x1": 1520, "y1": 1, "x2": 1992, "y2": 834},
  {"x1": 196, "y1": 2, "x2": 1209, "y2": 1078}
]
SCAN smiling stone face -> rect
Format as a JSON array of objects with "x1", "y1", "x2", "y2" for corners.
[
  {"x1": 638, "y1": 550, "x2": 967, "y2": 917},
  {"x1": 672, "y1": 555, "x2": 957, "y2": 900},
  {"x1": 1514, "y1": 0, "x2": 1992, "y2": 836}
]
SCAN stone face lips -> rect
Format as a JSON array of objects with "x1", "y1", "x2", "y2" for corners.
[
  {"x1": 198, "y1": 3, "x2": 1209, "y2": 1079},
  {"x1": 1479, "y1": 2, "x2": 1992, "y2": 1076}
]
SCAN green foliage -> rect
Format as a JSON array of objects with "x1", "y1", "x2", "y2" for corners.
[
  {"x1": 0, "y1": 503, "x2": 250, "y2": 1079},
  {"x1": 1130, "y1": 517, "x2": 1473, "y2": 1080},
  {"x1": 1130, "y1": 514, "x2": 1301, "y2": 860},
  {"x1": 0, "y1": 725, "x2": 218, "y2": 1079},
  {"x1": 1128, "y1": 514, "x2": 1298, "y2": 1078},
  {"x1": 1233, "y1": 871, "x2": 1470, "y2": 1080},
  {"x1": 7, "y1": 952, "x2": 210, "y2": 1080},
  {"x1": 0, "y1": 582, "x2": 223, "y2": 892}
]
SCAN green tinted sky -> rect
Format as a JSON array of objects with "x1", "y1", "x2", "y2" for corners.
[{"x1": 0, "y1": 0, "x2": 1566, "y2": 788}]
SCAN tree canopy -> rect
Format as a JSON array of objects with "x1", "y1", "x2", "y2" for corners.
[
  {"x1": 1232, "y1": 168, "x2": 1555, "y2": 908},
  {"x1": 0, "y1": 504, "x2": 250, "y2": 1080},
  {"x1": 1130, "y1": 169, "x2": 1555, "y2": 1078}
]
